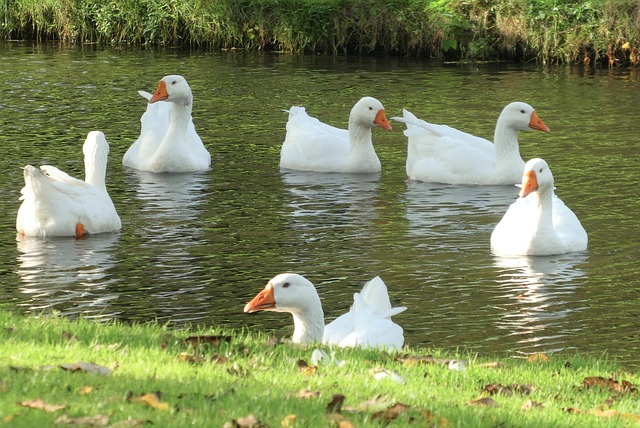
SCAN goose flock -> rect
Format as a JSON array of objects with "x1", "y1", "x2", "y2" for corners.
[{"x1": 15, "y1": 74, "x2": 588, "y2": 351}]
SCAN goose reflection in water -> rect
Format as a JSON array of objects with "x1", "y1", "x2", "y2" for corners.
[
  {"x1": 280, "y1": 170, "x2": 381, "y2": 238},
  {"x1": 492, "y1": 253, "x2": 589, "y2": 354},
  {"x1": 16, "y1": 234, "x2": 121, "y2": 319},
  {"x1": 122, "y1": 170, "x2": 211, "y2": 324},
  {"x1": 404, "y1": 180, "x2": 515, "y2": 248}
]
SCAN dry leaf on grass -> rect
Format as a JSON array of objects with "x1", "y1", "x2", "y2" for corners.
[
  {"x1": 222, "y1": 414, "x2": 266, "y2": 428},
  {"x1": 54, "y1": 413, "x2": 109, "y2": 426},
  {"x1": 371, "y1": 402, "x2": 410, "y2": 423},
  {"x1": 327, "y1": 394, "x2": 345, "y2": 413},
  {"x1": 482, "y1": 383, "x2": 533, "y2": 396},
  {"x1": 293, "y1": 389, "x2": 320, "y2": 399},
  {"x1": 77, "y1": 386, "x2": 94, "y2": 395},
  {"x1": 126, "y1": 391, "x2": 170, "y2": 410},
  {"x1": 528, "y1": 353, "x2": 549, "y2": 363},
  {"x1": 281, "y1": 414, "x2": 296, "y2": 427},
  {"x1": 521, "y1": 400, "x2": 543, "y2": 411},
  {"x1": 18, "y1": 399, "x2": 67, "y2": 412},
  {"x1": 325, "y1": 413, "x2": 354, "y2": 427},
  {"x1": 582, "y1": 376, "x2": 637, "y2": 394},
  {"x1": 59, "y1": 362, "x2": 112, "y2": 376},
  {"x1": 177, "y1": 352, "x2": 204, "y2": 365},
  {"x1": 184, "y1": 335, "x2": 232, "y2": 347},
  {"x1": 344, "y1": 394, "x2": 394, "y2": 412},
  {"x1": 467, "y1": 397, "x2": 500, "y2": 408}
]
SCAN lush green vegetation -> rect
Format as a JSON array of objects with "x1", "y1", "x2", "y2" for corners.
[
  {"x1": 1, "y1": 309, "x2": 640, "y2": 427},
  {"x1": 1, "y1": 0, "x2": 639, "y2": 65}
]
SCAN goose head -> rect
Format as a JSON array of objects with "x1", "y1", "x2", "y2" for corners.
[
  {"x1": 244, "y1": 273, "x2": 325, "y2": 344},
  {"x1": 350, "y1": 97, "x2": 392, "y2": 131},
  {"x1": 148, "y1": 75, "x2": 193, "y2": 105},
  {"x1": 519, "y1": 158, "x2": 554, "y2": 198},
  {"x1": 244, "y1": 273, "x2": 322, "y2": 315},
  {"x1": 498, "y1": 102, "x2": 550, "y2": 133}
]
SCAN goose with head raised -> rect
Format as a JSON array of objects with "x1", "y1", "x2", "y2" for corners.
[
  {"x1": 491, "y1": 158, "x2": 588, "y2": 256},
  {"x1": 123, "y1": 75, "x2": 210, "y2": 173},
  {"x1": 244, "y1": 273, "x2": 406, "y2": 350},
  {"x1": 280, "y1": 97, "x2": 392, "y2": 173},
  {"x1": 16, "y1": 131, "x2": 121, "y2": 238},
  {"x1": 392, "y1": 102, "x2": 550, "y2": 185}
]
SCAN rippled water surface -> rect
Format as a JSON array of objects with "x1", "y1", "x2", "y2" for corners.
[{"x1": 1, "y1": 42, "x2": 638, "y2": 366}]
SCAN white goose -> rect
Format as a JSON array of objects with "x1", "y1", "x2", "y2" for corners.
[
  {"x1": 491, "y1": 158, "x2": 588, "y2": 256},
  {"x1": 16, "y1": 131, "x2": 121, "y2": 238},
  {"x1": 280, "y1": 97, "x2": 392, "y2": 173},
  {"x1": 244, "y1": 273, "x2": 406, "y2": 350},
  {"x1": 123, "y1": 75, "x2": 210, "y2": 173},
  {"x1": 392, "y1": 102, "x2": 550, "y2": 185}
]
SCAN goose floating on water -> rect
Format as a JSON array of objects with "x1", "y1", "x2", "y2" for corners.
[
  {"x1": 491, "y1": 158, "x2": 588, "y2": 256},
  {"x1": 16, "y1": 131, "x2": 121, "y2": 238},
  {"x1": 392, "y1": 102, "x2": 550, "y2": 185},
  {"x1": 123, "y1": 75, "x2": 210, "y2": 173},
  {"x1": 280, "y1": 97, "x2": 392, "y2": 173}
]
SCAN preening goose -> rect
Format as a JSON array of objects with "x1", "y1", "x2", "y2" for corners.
[
  {"x1": 244, "y1": 273, "x2": 406, "y2": 350},
  {"x1": 393, "y1": 102, "x2": 550, "y2": 185},
  {"x1": 491, "y1": 158, "x2": 588, "y2": 256},
  {"x1": 123, "y1": 75, "x2": 210, "y2": 173},
  {"x1": 280, "y1": 97, "x2": 392, "y2": 173},
  {"x1": 16, "y1": 131, "x2": 121, "y2": 238}
]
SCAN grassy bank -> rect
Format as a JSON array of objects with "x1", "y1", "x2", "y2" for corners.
[
  {"x1": 1, "y1": 0, "x2": 640, "y2": 65},
  {"x1": 1, "y1": 310, "x2": 639, "y2": 427}
]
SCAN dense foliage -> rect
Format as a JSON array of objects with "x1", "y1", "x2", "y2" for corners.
[{"x1": 1, "y1": 0, "x2": 639, "y2": 64}]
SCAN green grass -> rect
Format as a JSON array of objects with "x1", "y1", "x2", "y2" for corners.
[
  {"x1": 1, "y1": 309, "x2": 639, "y2": 427},
  {"x1": 1, "y1": 0, "x2": 640, "y2": 65}
]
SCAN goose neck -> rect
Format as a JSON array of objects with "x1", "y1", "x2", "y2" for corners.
[{"x1": 291, "y1": 305, "x2": 325, "y2": 344}]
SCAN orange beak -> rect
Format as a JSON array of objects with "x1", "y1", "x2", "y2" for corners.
[
  {"x1": 528, "y1": 111, "x2": 550, "y2": 133},
  {"x1": 374, "y1": 109, "x2": 392, "y2": 131},
  {"x1": 519, "y1": 169, "x2": 539, "y2": 198},
  {"x1": 244, "y1": 282, "x2": 276, "y2": 313},
  {"x1": 149, "y1": 80, "x2": 169, "y2": 104}
]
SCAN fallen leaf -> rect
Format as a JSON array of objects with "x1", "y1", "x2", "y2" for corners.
[
  {"x1": 281, "y1": 413, "x2": 296, "y2": 427},
  {"x1": 126, "y1": 391, "x2": 170, "y2": 410},
  {"x1": 177, "y1": 352, "x2": 204, "y2": 365},
  {"x1": 327, "y1": 394, "x2": 345, "y2": 413},
  {"x1": 62, "y1": 330, "x2": 78, "y2": 342},
  {"x1": 325, "y1": 413, "x2": 354, "y2": 427},
  {"x1": 59, "y1": 362, "x2": 112, "y2": 376},
  {"x1": 482, "y1": 384, "x2": 513, "y2": 396},
  {"x1": 297, "y1": 360, "x2": 318, "y2": 375},
  {"x1": 582, "y1": 376, "x2": 637, "y2": 394},
  {"x1": 18, "y1": 398, "x2": 67, "y2": 412},
  {"x1": 107, "y1": 419, "x2": 153, "y2": 427},
  {"x1": 371, "y1": 403, "x2": 410, "y2": 423},
  {"x1": 184, "y1": 335, "x2": 232, "y2": 347},
  {"x1": 521, "y1": 400, "x2": 543, "y2": 411},
  {"x1": 77, "y1": 386, "x2": 94, "y2": 395},
  {"x1": 563, "y1": 407, "x2": 581, "y2": 413},
  {"x1": 54, "y1": 413, "x2": 109, "y2": 426},
  {"x1": 294, "y1": 389, "x2": 320, "y2": 399},
  {"x1": 528, "y1": 353, "x2": 549, "y2": 363},
  {"x1": 478, "y1": 361, "x2": 505, "y2": 369},
  {"x1": 467, "y1": 397, "x2": 500, "y2": 407},
  {"x1": 211, "y1": 354, "x2": 229, "y2": 365},
  {"x1": 394, "y1": 354, "x2": 447, "y2": 366},
  {"x1": 422, "y1": 410, "x2": 452, "y2": 427},
  {"x1": 223, "y1": 414, "x2": 265, "y2": 428},
  {"x1": 297, "y1": 359, "x2": 309, "y2": 370},
  {"x1": 345, "y1": 394, "x2": 393, "y2": 412}
]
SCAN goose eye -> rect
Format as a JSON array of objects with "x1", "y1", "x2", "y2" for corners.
[
  {"x1": 539, "y1": 168, "x2": 543, "y2": 173},
  {"x1": 282, "y1": 282, "x2": 291, "y2": 288},
  {"x1": 171, "y1": 80, "x2": 177, "y2": 85},
  {"x1": 368, "y1": 106, "x2": 373, "y2": 111},
  {"x1": 520, "y1": 109, "x2": 526, "y2": 114}
]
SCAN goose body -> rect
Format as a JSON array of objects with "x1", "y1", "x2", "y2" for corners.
[
  {"x1": 491, "y1": 158, "x2": 588, "y2": 256},
  {"x1": 280, "y1": 97, "x2": 392, "y2": 173},
  {"x1": 244, "y1": 273, "x2": 406, "y2": 350},
  {"x1": 123, "y1": 75, "x2": 210, "y2": 173},
  {"x1": 16, "y1": 131, "x2": 121, "y2": 238},
  {"x1": 393, "y1": 102, "x2": 550, "y2": 185}
]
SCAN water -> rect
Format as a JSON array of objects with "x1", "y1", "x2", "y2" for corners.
[{"x1": 1, "y1": 42, "x2": 638, "y2": 366}]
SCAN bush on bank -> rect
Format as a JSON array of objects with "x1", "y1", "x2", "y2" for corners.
[{"x1": 2, "y1": 0, "x2": 639, "y2": 64}]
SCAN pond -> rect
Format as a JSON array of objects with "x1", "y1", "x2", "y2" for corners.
[{"x1": 0, "y1": 42, "x2": 638, "y2": 367}]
